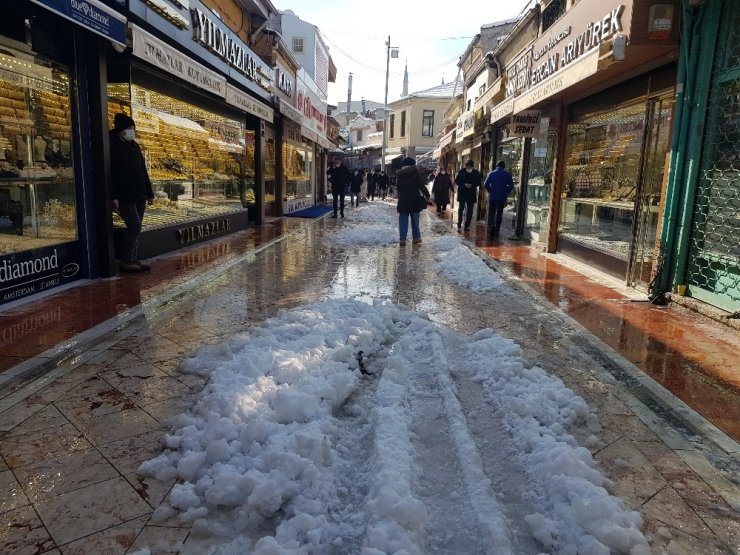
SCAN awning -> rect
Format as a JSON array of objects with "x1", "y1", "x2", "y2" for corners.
[
  {"x1": 432, "y1": 147, "x2": 441, "y2": 159},
  {"x1": 439, "y1": 129, "x2": 455, "y2": 149},
  {"x1": 384, "y1": 153, "x2": 403, "y2": 163}
]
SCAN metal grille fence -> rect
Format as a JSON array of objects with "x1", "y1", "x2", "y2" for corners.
[{"x1": 686, "y1": 3, "x2": 740, "y2": 312}]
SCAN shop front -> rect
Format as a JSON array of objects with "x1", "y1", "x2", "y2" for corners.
[
  {"x1": 110, "y1": 0, "x2": 274, "y2": 257},
  {"x1": 0, "y1": 0, "x2": 126, "y2": 304},
  {"x1": 282, "y1": 121, "x2": 315, "y2": 215},
  {"x1": 508, "y1": 0, "x2": 680, "y2": 287}
]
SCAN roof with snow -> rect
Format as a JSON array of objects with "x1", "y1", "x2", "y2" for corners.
[{"x1": 404, "y1": 81, "x2": 463, "y2": 100}]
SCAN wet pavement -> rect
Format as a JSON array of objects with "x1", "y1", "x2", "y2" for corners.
[{"x1": 0, "y1": 203, "x2": 738, "y2": 554}]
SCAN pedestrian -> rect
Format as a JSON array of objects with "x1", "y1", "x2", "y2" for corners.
[
  {"x1": 376, "y1": 168, "x2": 388, "y2": 199},
  {"x1": 110, "y1": 113, "x2": 154, "y2": 273},
  {"x1": 396, "y1": 156, "x2": 430, "y2": 246},
  {"x1": 432, "y1": 166, "x2": 454, "y2": 213},
  {"x1": 350, "y1": 168, "x2": 363, "y2": 207},
  {"x1": 327, "y1": 157, "x2": 351, "y2": 217},
  {"x1": 455, "y1": 159, "x2": 482, "y2": 231},
  {"x1": 367, "y1": 168, "x2": 377, "y2": 200},
  {"x1": 484, "y1": 160, "x2": 515, "y2": 239}
]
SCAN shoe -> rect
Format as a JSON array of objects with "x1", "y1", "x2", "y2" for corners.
[
  {"x1": 464, "y1": 227, "x2": 470, "y2": 231},
  {"x1": 399, "y1": 240, "x2": 407, "y2": 246},
  {"x1": 331, "y1": 214, "x2": 338, "y2": 218},
  {"x1": 119, "y1": 261, "x2": 143, "y2": 273},
  {"x1": 412, "y1": 238, "x2": 422, "y2": 245},
  {"x1": 135, "y1": 260, "x2": 151, "y2": 271},
  {"x1": 457, "y1": 222, "x2": 461, "y2": 230},
  {"x1": 341, "y1": 213, "x2": 344, "y2": 218}
]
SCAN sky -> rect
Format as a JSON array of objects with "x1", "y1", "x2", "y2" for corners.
[
  {"x1": 133, "y1": 202, "x2": 651, "y2": 555},
  {"x1": 274, "y1": 0, "x2": 534, "y2": 107}
]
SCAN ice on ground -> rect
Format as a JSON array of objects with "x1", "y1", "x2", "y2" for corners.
[{"x1": 433, "y1": 242, "x2": 503, "y2": 292}]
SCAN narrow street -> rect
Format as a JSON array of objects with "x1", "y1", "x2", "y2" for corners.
[{"x1": 1, "y1": 203, "x2": 737, "y2": 554}]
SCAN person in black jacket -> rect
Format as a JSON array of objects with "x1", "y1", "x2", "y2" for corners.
[
  {"x1": 326, "y1": 157, "x2": 351, "y2": 217},
  {"x1": 367, "y1": 168, "x2": 377, "y2": 201},
  {"x1": 349, "y1": 168, "x2": 363, "y2": 207},
  {"x1": 455, "y1": 159, "x2": 482, "y2": 231},
  {"x1": 110, "y1": 113, "x2": 154, "y2": 272},
  {"x1": 395, "y1": 157, "x2": 430, "y2": 245}
]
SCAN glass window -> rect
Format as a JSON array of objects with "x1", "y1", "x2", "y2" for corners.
[
  {"x1": 400, "y1": 111, "x2": 406, "y2": 137},
  {"x1": 389, "y1": 114, "x2": 395, "y2": 139},
  {"x1": 422, "y1": 110, "x2": 434, "y2": 137},
  {"x1": 496, "y1": 126, "x2": 524, "y2": 223},
  {"x1": 526, "y1": 119, "x2": 558, "y2": 235},
  {"x1": 559, "y1": 101, "x2": 647, "y2": 262},
  {"x1": 107, "y1": 83, "x2": 250, "y2": 229},
  {"x1": 356, "y1": 129, "x2": 363, "y2": 142},
  {"x1": 263, "y1": 123, "x2": 276, "y2": 209},
  {"x1": 292, "y1": 37, "x2": 304, "y2": 54},
  {"x1": 283, "y1": 141, "x2": 313, "y2": 201},
  {"x1": 0, "y1": 42, "x2": 77, "y2": 255}
]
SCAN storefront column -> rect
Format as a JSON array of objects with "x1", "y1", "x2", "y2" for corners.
[
  {"x1": 275, "y1": 116, "x2": 285, "y2": 217},
  {"x1": 83, "y1": 36, "x2": 115, "y2": 277},
  {"x1": 545, "y1": 103, "x2": 567, "y2": 253}
]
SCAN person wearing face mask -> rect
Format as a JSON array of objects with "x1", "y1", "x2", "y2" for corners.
[
  {"x1": 454, "y1": 159, "x2": 482, "y2": 231},
  {"x1": 432, "y1": 166, "x2": 454, "y2": 213},
  {"x1": 327, "y1": 157, "x2": 351, "y2": 217},
  {"x1": 109, "y1": 113, "x2": 154, "y2": 273}
]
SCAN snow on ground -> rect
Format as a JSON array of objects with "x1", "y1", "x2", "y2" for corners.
[
  {"x1": 332, "y1": 202, "x2": 400, "y2": 247},
  {"x1": 140, "y1": 297, "x2": 649, "y2": 555},
  {"x1": 431, "y1": 236, "x2": 503, "y2": 292}
]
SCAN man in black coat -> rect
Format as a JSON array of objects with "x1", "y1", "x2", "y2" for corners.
[
  {"x1": 326, "y1": 157, "x2": 351, "y2": 217},
  {"x1": 455, "y1": 159, "x2": 482, "y2": 231},
  {"x1": 110, "y1": 113, "x2": 154, "y2": 272}
]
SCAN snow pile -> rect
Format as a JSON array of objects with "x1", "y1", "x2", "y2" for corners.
[
  {"x1": 466, "y1": 329, "x2": 650, "y2": 555},
  {"x1": 140, "y1": 299, "x2": 404, "y2": 553},
  {"x1": 432, "y1": 238, "x2": 503, "y2": 292},
  {"x1": 332, "y1": 203, "x2": 400, "y2": 247}
]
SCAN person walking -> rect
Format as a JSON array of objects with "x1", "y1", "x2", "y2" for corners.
[
  {"x1": 432, "y1": 167, "x2": 454, "y2": 213},
  {"x1": 455, "y1": 159, "x2": 482, "y2": 231},
  {"x1": 349, "y1": 168, "x2": 363, "y2": 207},
  {"x1": 484, "y1": 160, "x2": 515, "y2": 239},
  {"x1": 377, "y1": 168, "x2": 389, "y2": 199},
  {"x1": 367, "y1": 168, "x2": 377, "y2": 201},
  {"x1": 110, "y1": 113, "x2": 154, "y2": 273},
  {"x1": 327, "y1": 157, "x2": 351, "y2": 217},
  {"x1": 396, "y1": 157, "x2": 430, "y2": 246}
]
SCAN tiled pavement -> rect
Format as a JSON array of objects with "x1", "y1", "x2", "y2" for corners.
[{"x1": 0, "y1": 204, "x2": 738, "y2": 554}]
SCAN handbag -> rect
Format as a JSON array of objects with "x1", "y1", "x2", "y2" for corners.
[{"x1": 414, "y1": 194, "x2": 428, "y2": 211}]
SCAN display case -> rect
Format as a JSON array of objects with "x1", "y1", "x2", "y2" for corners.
[
  {"x1": 107, "y1": 83, "x2": 251, "y2": 230},
  {"x1": 0, "y1": 40, "x2": 78, "y2": 256}
]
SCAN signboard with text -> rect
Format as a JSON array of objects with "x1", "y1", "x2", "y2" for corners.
[{"x1": 30, "y1": 0, "x2": 126, "y2": 46}]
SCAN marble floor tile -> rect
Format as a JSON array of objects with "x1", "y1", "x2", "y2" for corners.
[
  {"x1": 0, "y1": 404, "x2": 68, "y2": 436},
  {"x1": 704, "y1": 516, "x2": 740, "y2": 550},
  {"x1": 641, "y1": 484, "x2": 717, "y2": 539},
  {"x1": 0, "y1": 401, "x2": 50, "y2": 433},
  {"x1": 124, "y1": 473, "x2": 176, "y2": 510},
  {"x1": 131, "y1": 335, "x2": 193, "y2": 366},
  {"x1": 137, "y1": 394, "x2": 198, "y2": 425},
  {"x1": 58, "y1": 514, "x2": 148, "y2": 555},
  {"x1": 0, "y1": 504, "x2": 56, "y2": 554},
  {"x1": 0, "y1": 470, "x2": 30, "y2": 514},
  {"x1": 0, "y1": 423, "x2": 92, "y2": 469},
  {"x1": 97, "y1": 430, "x2": 165, "y2": 476},
  {"x1": 99, "y1": 365, "x2": 193, "y2": 407},
  {"x1": 0, "y1": 456, "x2": 7, "y2": 471},
  {"x1": 53, "y1": 377, "x2": 133, "y2": 423},
  {"x1": 35, "y1": 476, "x2": 151, "y2": 546},
  {"x1": 74, "y1": 408, "x2": 162, "y2": 447},
  {"x1": 127, "y1": 524, "x2": 189, "y2": 554},
  {"x1": 13, "y1": 447, "x2": 118, "y2": 502}
]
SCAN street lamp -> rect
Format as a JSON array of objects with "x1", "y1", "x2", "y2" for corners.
[{"x1": 381, "y1": 37, "x2": 398, "y2": 173}]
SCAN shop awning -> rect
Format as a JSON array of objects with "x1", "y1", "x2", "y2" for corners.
[
  {"x1": 432, "y1": 147, "x2": 441, "y2": 159},
  {"x1": 30, "y1": 0, "x2": 127, "y2": 47},
  {"x1": 439, "y1": 129, "x2": 455, "y2": 149},
  {"x1": 384, "y1": 153, "x2": 403, "y2": 163}
]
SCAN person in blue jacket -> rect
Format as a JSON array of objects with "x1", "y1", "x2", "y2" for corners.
[{"x1": 484, "y1": 160, "x2": 515, "y2": 239}]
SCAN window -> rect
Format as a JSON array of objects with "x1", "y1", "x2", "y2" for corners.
[
  {"x1": 422, "y1": 110, "x2": 434, "y2": 137},
  {"x1": 400, "y1": 110, "x2": 406, "y2": 137},
  {"x1": 292, "y1": 37, "x2": 305, "y2": 54},
  {"x1": 389, "y1": 114, "x2": 395, "y2": 138},
  {"x1": 542, "y1": 0, "x2": 566, "y2": 32},
  {"x1": 356, "y1": 129, "x2": 363, "y2": 142}
]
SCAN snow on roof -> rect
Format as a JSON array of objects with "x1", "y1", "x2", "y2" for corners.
[{"x1": 406, "y1": 81, "x2": 463, "y2": 99}]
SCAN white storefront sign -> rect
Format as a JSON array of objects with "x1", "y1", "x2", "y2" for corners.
[
  {"x1": 225, "y1": 85, "x2": 273, "y2": 122},
  {"x1": 506, "y1": 111, "x2": 541, "y2": 138}
]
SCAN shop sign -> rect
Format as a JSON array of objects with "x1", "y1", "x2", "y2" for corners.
[
  {"x1": 284, "y1": 122, "x2": 302, "y2": 146},
  {"x1": 456, "y1": 111, "x2": 475, "y2": 142},
  {"x1": 142, "y1": 0, "x2": 189, "y2": 28},
  {"x1": 176, "y1": 218, "x2": 231, "y2": 245},
  {"x1": 202, "y1": 120, "x2": 241, "y2": 145},
  {"x1": 276, "y1": 69, "x2": 293, "y2": 98},
  {"x1": 191, "y1": 8, "x2": 272, "y2": 92},
  {"x1": 29, "y1": 0, "x2": 127, "y2": 46},
  {"x1": 225, "y1": 85, "x2": 274, "y2": 122},
  {"x1": 277, "y1": 98, "x2": 303, "y2": 126},
  {"x1": 505, "y1": 48, "x2": 532, "y2": 98},
  {"x1": 531, "y1": 5, "x2": 624, "y2": 87},
  {"x1": 296, "y1": 70, "x2": 327, "y2": 137},
  {"x1": 506, "y1": 111, "x2": 541, "y2": 138},
  {"x1": 132, "y1": 25, "x2": 226, "y2": 98},
  {"x1": 0, "y1": 245, "x2": 81, "y2": 305},
  {"x1": 284, "y1": 197, "x2": 313, "y2": 214},
  {"x1": 490, "y1": 98, "x2": 515, "y2": 124}
]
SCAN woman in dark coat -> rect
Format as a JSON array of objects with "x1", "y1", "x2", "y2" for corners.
[
  {"x1": 432, "y1": 168, "x2": 454, "y2": 212},
  {"x1": 349, "y1": 169, "x2": 363, "y2": 207},
  {"x1": 396, "y1": 157, "x2": 430, "y2": 245}
]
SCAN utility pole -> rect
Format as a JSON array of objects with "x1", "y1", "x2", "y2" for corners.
[
  {"x1": 381, "y1": 37, "x2": 397, "y2": 173},
  {"x1": 347, "y1": 73, "x2": 353, "y2": 154}
]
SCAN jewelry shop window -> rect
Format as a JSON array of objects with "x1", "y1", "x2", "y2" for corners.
[
  {"x1": 0, "y1": 42, "x2": 77, "y2": 255},
  {"x1": 282, "y1": 139, "x2": 313, "y2": 202},
  {"x1": 107, "y1": 83, "x2": 249, "y2": 229},
  {"x1": 559, "y1": 101, "x2": 647, "y2": 262}
]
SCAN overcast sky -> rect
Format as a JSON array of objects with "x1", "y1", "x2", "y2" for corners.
[{"x1": 274, "y1": 0, "x2": 533, "y2": 107}]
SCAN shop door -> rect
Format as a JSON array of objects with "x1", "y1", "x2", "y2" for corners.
[{"x1": 628, "y1": 95, "x2": 675, "y2": 290}]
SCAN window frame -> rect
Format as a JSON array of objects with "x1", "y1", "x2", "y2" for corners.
[
  {"x1": 400, "y1": 110, "x2": 406, "y2": 137},
  {"x1": 421, "y1": 109, "x2": 435, "y2": 137},
  {"x1": 389, "y1": 114, "x2": 395, "y2": 139},
  {"x1": 292, "y1": 37, "x2": 305, "y2": 54}
]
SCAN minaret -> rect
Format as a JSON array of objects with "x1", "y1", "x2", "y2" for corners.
[{"x1": 402, "y1": 60, "x2": 408, "y2": 97}]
